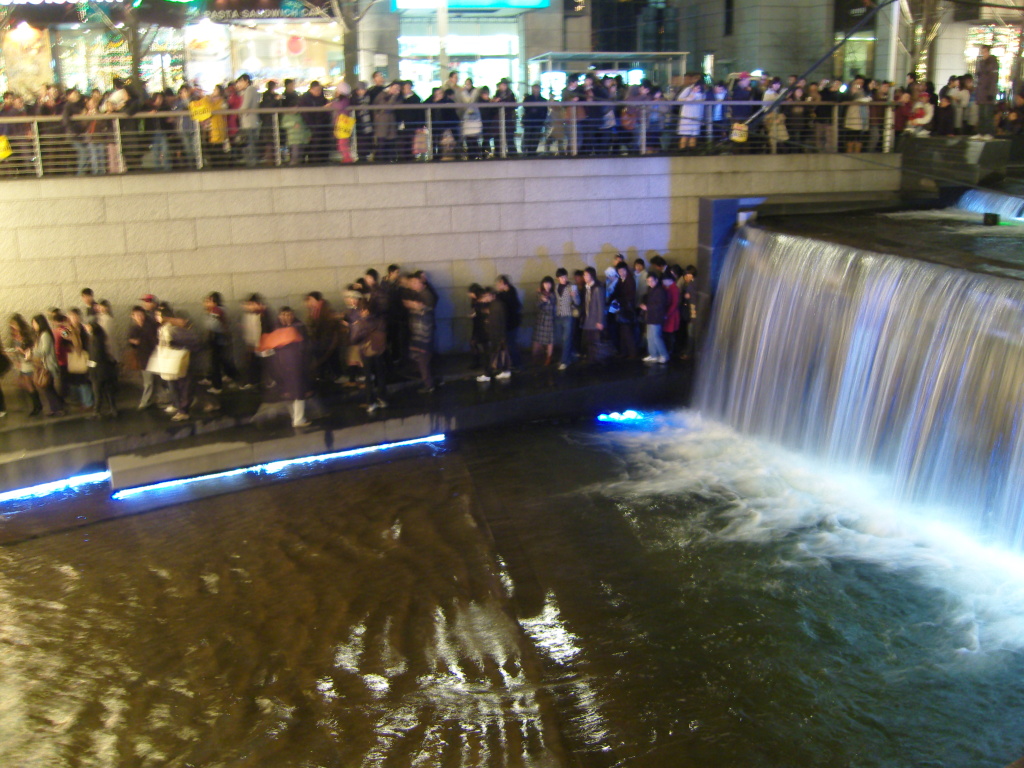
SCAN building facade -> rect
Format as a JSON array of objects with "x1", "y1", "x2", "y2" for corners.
[{"x1": 0, "y1": 0, "x2": 591, "y2": 96}]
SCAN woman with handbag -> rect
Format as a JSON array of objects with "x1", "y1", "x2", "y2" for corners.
[
  {"x1": 154, "y1": 304, "x2": 197, "y2": 422},
  {"x1": 9, "y1": 314, "x2": 41, "y2": 416},
  {"x1": 30, "y1": 314, "x2": 63, "y2": 417},
  {"x1": 64, "y1": 309, "x2": 94, "y2": 408}
]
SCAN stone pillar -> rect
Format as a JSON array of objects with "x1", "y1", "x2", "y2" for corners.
[{"x1": 358, "y1": 2, "x2": 401, "y2": 82}]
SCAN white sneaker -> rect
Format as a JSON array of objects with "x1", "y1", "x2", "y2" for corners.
[
  {"x1": 164, "y1": 404, "x2": 178, "y2": 413},
  {"x1": 292, "y1": 419, "x2": 311, "y2": 427},
  {"x1": 557, "y1": 363, "x2": 568, "y2": 371},
  {"x1": 171, "y1": 411, "x2": 190, "y2": 422},
  {"x1": 476, "y1": 374, "x2": 492, "y2": 382},
  {"x1": 375, "y1": 399, "x2": 388, "y2": 410},
  {"x1": 495, "y1": 370, "x2": 512, "y2": 380},
  {"x1": 0, "y1": 411, "x2": 6, "y2": 418},
  {"x1": 657, "y1": 357, "x2": 669, "y2": 364},
  {"x1": 207, "y1": 387, "x2": 222, "y2": 394},
  {"x1": 643, "y1": 356, "x2": 656, "y2": 364}
]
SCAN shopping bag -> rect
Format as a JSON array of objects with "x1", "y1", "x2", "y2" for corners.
[
  {"x1": 147, "y1": 346, "x2": 190, "y2": 381},
  {"x1": 334, "y1": 113, "x2": 355, "y2": 139},
  {"x1": 189, "y1": 101, "x2": 212, "y2": 123},
  {"x1": 730, "y1": 122, "x2": 749, "y2": 143},
  {"x1": 0, "y1": 135, "x2": 11, "y2": 161}
]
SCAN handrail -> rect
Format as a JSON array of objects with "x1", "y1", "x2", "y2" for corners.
[
  {"x1": 0, "y1": 99, "x2": 901, "y2": 177},
  {"x1": 0, "y1": 100, "x2": 902, "y2": 125}
]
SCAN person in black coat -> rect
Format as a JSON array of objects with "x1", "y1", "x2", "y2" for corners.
[
  {"x1": 87, "y1": 319, "x2": 118, "y2": 418},
  {"x1": 298, "y1": 81, "x2": 331, "y2": 164},
  {"x1": 640, "y1": 273, "x2": 669, "y2": 363},
  {"x1": 522, "y1": 84, "x2": 548, "y2": 156},
  {"x1": 495, "y1": 275, "x2": 522, "y2": 369}
]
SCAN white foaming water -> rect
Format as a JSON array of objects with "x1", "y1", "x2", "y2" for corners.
[
  {"x1": 956, "y1": 189, "x2": 1024, "y2": 220},
  {"x1": 593, "y1": 410, "x2": 1024, "y2": 656}
]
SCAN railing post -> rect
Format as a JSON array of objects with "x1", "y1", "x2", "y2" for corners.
[
  {"x1": 272, "y1": 113, "x2": 282, "y2": 166},
  {"x1": 831, "y1": 103, "x2": 839, "y2": 153},
  {"x1": 351, "y1": 114, "x2": 359, "y2": 161},
  {"x1": 882, "y1": 103, "x2": 894, "y2": 154},
  {"x1": 195, "y1": 126, "x2": 204, "y2": 169},
  {"x1": 570, "y1": 106, "x2": 578, "y2": 157},
  {"x1": 499, "y1": 107, "x2": 507, "y2": 159},
  {"x1": 639, "y1": 105, "x2": 648, "y2": 155},
  {"x1": 113, "y1": 120, "x2": 125, "y2": 173},
  {"x1": 31, "y1": 121, "x2": 43, "y2": 178},
  {"x1": 426, "y1": 107, "x2": 433, "y2": 161}
]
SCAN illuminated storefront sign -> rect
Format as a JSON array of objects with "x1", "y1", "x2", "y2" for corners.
[
  {"x1": 0, "y1": 0, "x2": 122, "y2": 4},
  {"x1": 392, "y1": 0, "x2": 549, "y2": 10}
]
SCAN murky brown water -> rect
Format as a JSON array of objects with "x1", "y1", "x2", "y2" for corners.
[
  {"x1": 0, "y1": 455, "x2": 568, "y2": 767},
  {"x1": 2, "y1": 419, "x2": 1022, "y2": 767}
]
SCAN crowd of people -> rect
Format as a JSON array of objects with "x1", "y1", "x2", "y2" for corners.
[
  {"x1": 8, "y1": 59, "x2": 1019, "y2": 176},
  {"x1": 0, "y1": 256, "x2": 697, "y2": 426}
]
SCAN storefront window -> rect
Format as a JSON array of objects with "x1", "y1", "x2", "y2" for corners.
[
  {"x1": 55, "y1": 26, "x2": 185, "y2": 93},
  {"x1": 831, "y1": 34, "x2": 874, "y2": 81},
  {"x1": 398, "y1": 18, "x2": 520, "y2": 96},
  {"x1": 185, "y1": 19, "x2": 343, "y2": 89}
]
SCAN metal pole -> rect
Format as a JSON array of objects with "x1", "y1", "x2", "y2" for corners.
[
  {"x1": 499, "y1": 107, "x2": 507, "y2": 158},
  {"x1": 31, "y1": 121, "x2": 43, "y2": 178},
  {"x1": 273, "y1": 113, "x2": 282, "y2": 166},
  {"x1": 113, "y1": 119, "x2": 125, "y2": 173},
  {"x1": 426, "y1": 107, "x2": 433, "y2": 161},
  {"x1": 571, "y1": 106, "x2": 578, "y2": 156},
  {"x1": 195, "y1": 125, "x2": 204, "y2": 169},
  {"x1": 639, "y1": 105, "x2": 647, "y2": 155},
  {"x1": 883, "y1": 103, "x2": 894, "y2": 153},
  {"x1": 831, "y1": 103, "x2": 839, "y2": 153}
]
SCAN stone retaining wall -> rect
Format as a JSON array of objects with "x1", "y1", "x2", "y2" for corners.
[{"x1": 0, "y1": 153, "x2": 901, "y2": 350}]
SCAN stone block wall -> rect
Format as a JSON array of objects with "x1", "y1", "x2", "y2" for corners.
[{"x1": 0, "y1": 153, "x2": 900, "y2": 351}]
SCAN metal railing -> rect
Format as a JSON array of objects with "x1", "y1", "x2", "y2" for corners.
[{"x1": 0, "y1": 100, "x2": 899, "y2": 178}]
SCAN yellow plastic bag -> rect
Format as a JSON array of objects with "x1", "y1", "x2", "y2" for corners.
[
  {"x1": 334, "y1": 113, "x2": 355, "y2": 140},
  {"x1": 189, "y1": 101, "x2": 212, "y2": 123},
  {"x1": 0, "y1": 135, "x2": 12, "y2": 161},
  {"x1": 730, "y1": 122, "x2": 749, "y2": 143}
]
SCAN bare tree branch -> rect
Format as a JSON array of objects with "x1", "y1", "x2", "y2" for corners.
[{"x1": 354, "y1": 0, "x2": 381, "y2": 24}]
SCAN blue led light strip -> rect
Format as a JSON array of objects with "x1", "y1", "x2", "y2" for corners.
[
  {"x1": 597, "y1": 410, "x2": 646, "y2": 423},
  {"x1": 111, "y1": 434, "x2": 446, "y2": 501},
  {"x1": 0, "y1": 471, "x2": 112, "y2": 505}
]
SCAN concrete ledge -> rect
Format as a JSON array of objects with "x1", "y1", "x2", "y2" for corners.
[{"x1": 109, "y1": 441, "x2": 255, "y2": 491}]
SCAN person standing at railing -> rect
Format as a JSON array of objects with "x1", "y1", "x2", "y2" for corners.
[
  {"x1": 522, "y1": 83, "x2": 548, "y2": 157},
  {"x1": 399, "y1": 81, "x2": 425, "y2": 161},
  {"x1": 259, "y1": 81, "x2": 280, "y2": 164},
  {"x1": 676, "y1": 78, "x2": 705, "y2": 151},
  {"x1": 330, "y1": 82, "x2": 354, "y2": 164},
  {"x1": 61, "y1": 88, "x2": 91, "y2": 176},
  {"x1": 299, "y1": 81, "x2": 332, "y2": 165},
  {"x1": 81, "y1": 92, "x2": 107, "y2": 174},
  {"x1": 201, "y1": 85, "x2": 230, "y2": 168},
  {"x1": 172, "y1": 84, "x2": 198, "y2": 170},
  {"x1": 142, "y1": 91, "x2": 173, "y2": 172},
  {"x1": 236, "y1": 73, "x2": 261, "y2": 168},
  {"x1": 455, "y1": 77, "x2": 481, "y2": 158},
  {"x1": 494, "y1": 78, "x2": 518, "y2": 157},
  {"x1": 371, "y1": 81, "x2": 401, "y2": 163}
]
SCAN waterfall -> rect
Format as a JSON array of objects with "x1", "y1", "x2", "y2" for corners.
[
  {"x1": 698, "y1": 226, "x2": 1024, "y2": 549},
  {"x1": 957, "y1": 189, "x2": 1024, "y2": 220}
]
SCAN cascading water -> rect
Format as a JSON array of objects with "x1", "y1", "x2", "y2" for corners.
[
  {"x1": 957, "y1": 188, "x2": 1024, "y2": 219},
  {"x1": 698, "y1": 225, "x2": 1024, "y2": 549}
]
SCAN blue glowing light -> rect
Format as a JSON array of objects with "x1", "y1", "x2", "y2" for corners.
[
  {"x1": 112, "y1": 434, "x2": 446, "y2": 501},
  {"x1": 0, "y1": 471, "x2": 112, "y2": 505},
  {"x1": 597, "y1": 410, "x2": 645, "y2": 423}
]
